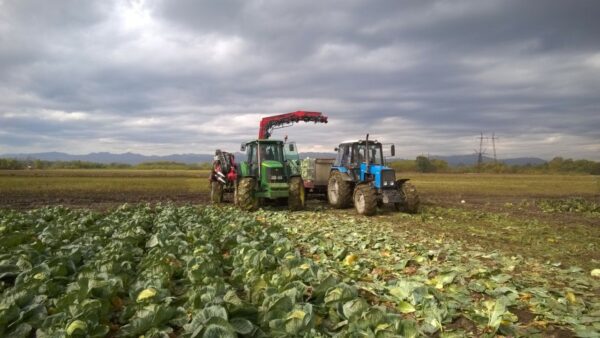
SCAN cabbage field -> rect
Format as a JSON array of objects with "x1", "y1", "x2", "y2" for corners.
[{"x1": 1, "y1": 204, "x2": 599, "y2": 337}]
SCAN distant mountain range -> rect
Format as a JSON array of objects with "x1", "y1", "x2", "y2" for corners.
[
  {"x1": 1, "y1": 152, "x2": 214, "y2": 165},
  {"x1": 0, "y1": 151, "x2": 546, "y2": 166}
]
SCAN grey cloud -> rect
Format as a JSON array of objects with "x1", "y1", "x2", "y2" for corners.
[{"x1": 0, "y1": 0, "x2": 598, "y2": 159}]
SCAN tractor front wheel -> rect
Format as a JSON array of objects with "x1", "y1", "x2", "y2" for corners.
[
  {"x1": 210, "y1": 181, "x2": 224, "y2": 204},
  {"x1": 354, "y1": 184, "x2": 377, "y2": 216},
  {"x1": 395, "y1": 181, "x2": 420, "y2": 213},
  {"x1": 328, "y1": 171, "x2": 352, "y2": 208},
  {"x1": 288, "y1": 176, "x2": 305, "y2": 211},
  {"x1": 237, "y1": 177, "x2": 259, "y2": 211}
]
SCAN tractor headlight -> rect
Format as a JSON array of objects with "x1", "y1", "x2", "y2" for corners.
[
  {"x1": 271, "y1": 176, "x2": 277, "y2": 180},
  {"x1": 390, "y1": 181, "x2": 395, "y2": 186},
  {"x1": 383, "y1": 181, "x2": 388, "y2": 186}
]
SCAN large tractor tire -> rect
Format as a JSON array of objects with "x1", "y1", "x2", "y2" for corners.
[
  {"x1": 353, "y1": 184, "x2": 378, "y2": 216},
  {"x1": 328, "y1": 171, "x2": 353, "y2": 208},
  {"x1": 395, "y1": 181, "x2": 420, "y2": 213},
  {"x1": 288, "y1": 176, "x2": 305, "y2": 211},
  {"x1": 237, "y1": 177, "x2": 259, "y2": 211},
  {"x1": 210, "y1": 181, "x2": 224, "y2": 204}
]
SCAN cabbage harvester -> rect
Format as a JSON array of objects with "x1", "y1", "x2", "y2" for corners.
[{"x1": 210, "y1": 111, "x2": 328, "y2": 210}]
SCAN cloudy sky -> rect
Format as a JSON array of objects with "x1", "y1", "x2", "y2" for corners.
[{"x1": 1, "y1": 0, "x2": 599, "y2": 160}]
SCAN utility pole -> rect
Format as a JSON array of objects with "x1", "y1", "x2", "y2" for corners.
[
  {"x1": 478, "y1": 132, "x2": 485, "y2": 167},
  {"x1": 473, "y1": 132, "x2": 487, "y2": 171},
  {"x1": 491, "y1": 133, "x2": 499, "y2": 163}
]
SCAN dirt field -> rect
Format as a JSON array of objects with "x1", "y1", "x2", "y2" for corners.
[
  {"x1": 1, "y1": 170, "x2": 597, "y2": 208},
  {"x1": 0, "y1": 169, "x2": 210, "y2": 209}
]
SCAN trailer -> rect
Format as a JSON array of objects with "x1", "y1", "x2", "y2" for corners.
[{"x1": 300, "y1": 158, "x2": 335, "y2": 193}]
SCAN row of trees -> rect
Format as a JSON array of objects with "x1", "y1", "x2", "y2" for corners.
[
  {"x1": 389, "y1": 156, "x2": 600, "y2": 175},
  {"x1": 0, "y1": 159, "x2": 212, "y2": 170},
  {"x1": 2, "y1": 156, "x2": 599, "y2": 174}
]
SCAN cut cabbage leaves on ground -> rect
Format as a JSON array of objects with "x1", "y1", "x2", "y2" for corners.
[{"x1": 0, "y1": 205, "x2": 598, "y2": 337}]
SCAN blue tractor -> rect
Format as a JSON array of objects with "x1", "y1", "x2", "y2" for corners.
[{"x1": 327, "y1": 134, "x2": 420, "y2": 216}]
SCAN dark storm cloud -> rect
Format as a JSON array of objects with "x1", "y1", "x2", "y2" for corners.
[{"x1": 0, "y1": 0, "x2": 598, "y2": 159}]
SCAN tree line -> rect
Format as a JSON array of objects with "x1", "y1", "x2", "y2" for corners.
[
  {"x1": 389, "y1": 156, "x2": 600, "y2": 175},
  {"x1": 0, "y1": 159, "x2": 212, "y2": 170},
  {"x1": 1, "y1": 156, "x2": 599, "y2": 174}
]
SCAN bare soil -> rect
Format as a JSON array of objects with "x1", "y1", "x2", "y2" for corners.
[{"x1": 0, "y1": 191, "x2": 210, "y2": 211}]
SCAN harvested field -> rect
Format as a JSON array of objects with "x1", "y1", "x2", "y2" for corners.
[
  {"x1": 0, "y1": 169, "x2": 210, "y2": 209},
  {"x1": 0, "y1": 170, "x2": 598, "y2": 336}
]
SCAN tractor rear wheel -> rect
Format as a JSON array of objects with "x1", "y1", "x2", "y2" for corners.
[
  {"x1": 210, "y1": 181, "x2": 224, "y2": 204},
  {"x1": 288, "y1": 176, "x2": 305, "y2": 211},
  {"x1": 328, "y1": 171, "x2": 352, "y2": 208},
  {"x1": 237, "y1": 177, "x2": 259, "y2": 211},
  {"x1": 354, "y1": 184, "x2": 377, "y2": 216},
  {"x1": 395, "y1": 181, "x2": 420, "y2": 213}
]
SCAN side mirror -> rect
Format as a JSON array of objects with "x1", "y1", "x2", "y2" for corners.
[
  {"x1": 240, "y1": 143, "x2": 246, "y2": 151},
  {"x1": 391, "y1": 144, "x2": 395, "y2": 157},
  {"x1": 334, "y1": 147, "x2": 339, "y2": 152},
  {"x1": 289, "y1": 144, "x2": 295, "y2": 152}
]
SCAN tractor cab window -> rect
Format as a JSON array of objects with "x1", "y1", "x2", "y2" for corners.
[
  {"x1": 259, "y1": 143, "x2": 284, "y2": 162},
  {"x1": 247, "y1": 144, "x2": 258, "y2": 164},
  {"x1": 335, "y1": 144, "x2": 351, "y2": 166},
  {"x1": 247, "y1": 143, "x2": 259, "y2": 176},
  {"x1": 354, "y1": 143, "x2": 383, "y2": 165},
  {"x1": 284, "y1": 142, "x2": 300, "y2": 161}
]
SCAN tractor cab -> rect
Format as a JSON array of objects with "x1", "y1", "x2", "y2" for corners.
[
  {"x1": 241, "y1": 140, "x2": 286, "y2": 181},
  {"x1": 333, "y1": 140, "x2": 396, "y2": 189},
  {"x1": 243, "y1": 140, "x2": 285, "y2": 175},
  {"x1": 335, "y1": 140, "x2": 385, "y2": 165}
]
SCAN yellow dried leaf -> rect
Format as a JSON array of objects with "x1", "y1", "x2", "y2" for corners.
[
  {"x1": 566, "y1": 292, "x2": 576, "y2": 304},
  {"x1": 66, "y1": 320, "x2": 87, "y2": 335},
  {"x1": 33, "y1": 272, "x2": 46, "y2": 280},
  {"x1": 376, "y1": 323, "x2": 391, "y2": 331},
  {"x1": 287, "y1": 310, "x2": 306, "y2": 320},
  {"x1": 519, "y1": 293, "x2": 532, "y2": 301},
  {"x1": 344, "y1": 254, "x2": 358, "y2": 265},
  {"x1": 136, "y1": 288, "x2": 157, "y2": 302}
]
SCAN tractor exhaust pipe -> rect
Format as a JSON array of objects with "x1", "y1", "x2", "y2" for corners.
[{"x1": 365, "y1": 133, "x2": 370, "y2": 175}]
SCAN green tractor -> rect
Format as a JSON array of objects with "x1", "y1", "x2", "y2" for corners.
[{"x1": 236, "y1": 139, "x2": 305, "y2": 211}]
